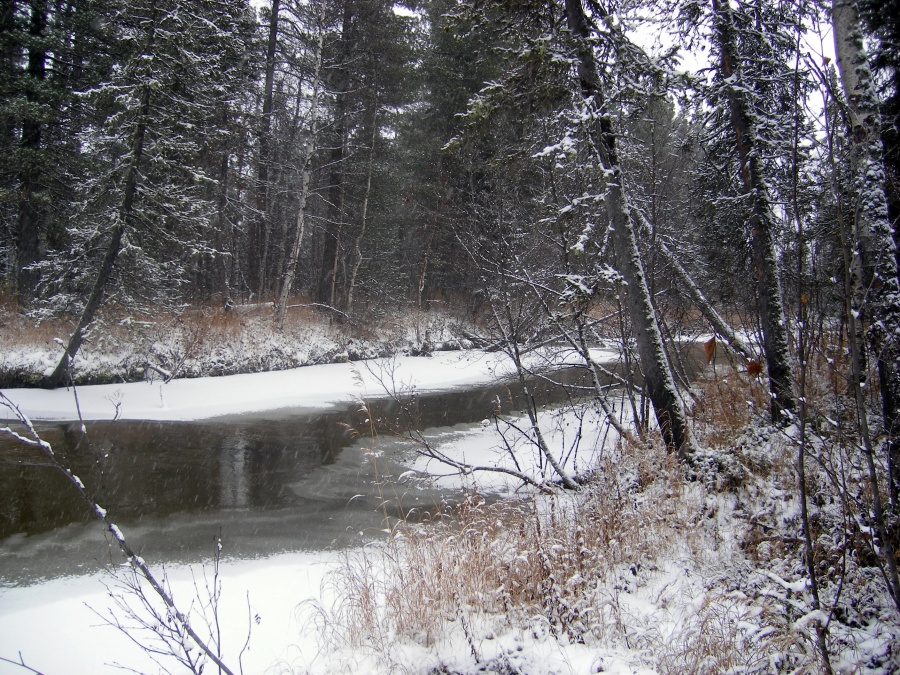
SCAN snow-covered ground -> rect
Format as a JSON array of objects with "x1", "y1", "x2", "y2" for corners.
[
  {"x1": 0, "y1": 348, "x2": 615, "y2": 674},
  {"x1": 0, "y1": 347, "x2": 617, "y2": 422},
  {"x1": 2, "y1": 347, "x2": 897, "y2": 674},
  {"x1": 0, "y1": 550, "x2": 332, "y2": 675},
  {"x1": 0, "y1": 350, "x2": 514, "y2": 422}
]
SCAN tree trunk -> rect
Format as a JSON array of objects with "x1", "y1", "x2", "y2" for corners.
[
  {"x1": 833, "y1": 0, "x2": 900, "y2": 506},
  {"x1": 275, "y1": 10, "x2": 325, "y2": 329},
  {"x1": 710, "y1": 0, "x2": 795, "y2": 423},
  {"x1": 15, "y1": 0, "x2": 47, "y2": 306},
  {"x1": 565, "y1": 0, "x2": 694, "y2": 457},
  {"x1": 318, "y1": 0, "x2": 353, "y2": 307},
  {"x1": 215, "y1": 132, "x2": 231, "y2": 302},
  {"x1": 47, "y1": 84, "x2": 152, "y2": 387},
  {"x1": 254, "y1": 0, "x2": 280, "y2": 300},
  {"x1": 347, "y1": 106, "x2": 378, "y2": 314}
]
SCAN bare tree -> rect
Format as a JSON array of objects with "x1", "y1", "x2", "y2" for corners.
[
  {"x1": 565, "y1": 0, "x2": 695, "y2": 458},
  {"x1": 275, "y1": 2, "x2": 327, "y2": 329},
  {"x1": 833, "y1": 0, "x2": 900, "y2": 507}
]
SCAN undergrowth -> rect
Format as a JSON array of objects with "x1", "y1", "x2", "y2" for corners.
[
  {"x1": 0, "y1": 297, "x2": 475, "y2": 387},
  {"x1": 299, "y1": 361, "x2": 899, "y2": 674}
]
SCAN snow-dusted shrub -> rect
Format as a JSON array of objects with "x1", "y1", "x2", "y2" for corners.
[{"x1": 306, "y1": 439, "x2": 796, "y2": 674}]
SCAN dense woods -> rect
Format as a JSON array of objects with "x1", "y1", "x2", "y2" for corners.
[
  {"x1": 4, "y1": 0, "x2": 900, "y2": 670},
  {"x1": 0, "y1": 0, "x2": 895, "y2": 412}
]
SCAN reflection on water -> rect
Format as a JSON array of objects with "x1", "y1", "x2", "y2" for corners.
[
  {"x1": 0, "y1": 350, "x2": 705, "y2": 586},
  {"x1": 219, "y1": 430, "x2": 249, "y2": 509},
  {"x1": 1, "y1": 415, "x2": 347, "y2": 536}
]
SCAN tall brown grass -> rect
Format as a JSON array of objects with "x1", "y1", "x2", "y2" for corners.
[{"x1": 304, "y1": 424, "x2": 794, "y2": 673}]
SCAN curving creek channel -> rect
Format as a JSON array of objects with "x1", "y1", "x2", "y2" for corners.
[
  {"x1": 0, "y1": 364, "x2": 611, "y2": 587},
  {"x1": 0, "y1": 347, "x2": 707, "y2": 673}
]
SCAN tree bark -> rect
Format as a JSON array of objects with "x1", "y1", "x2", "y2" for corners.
[
  {"x1": 15, "y1": 0, "x2": 47, "y2": 306},
  {"x1": 254, "y1": 0, "x2": 280, "y2": 300},
  {"x1": 565, "y1": 0, "x2": 694, "y2": 457},
  {"x1": 833, "y1": 0, "x2": 900, "y2": 506},
  {"x1": 347, "y1": 105, "x2": 378, "y2": 313},
  {"x1": 710, "y1": 0, "x2": 796, "y2": 423},
  {"x1": 276, "y1": 8, "x2": 326, "y2": 329},
  {"x1": 318, "y1": 0, "x2": 353, "y2": 307}
]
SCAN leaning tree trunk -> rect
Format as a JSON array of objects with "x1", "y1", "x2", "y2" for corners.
[
  {"x1": 833, "y1": 0, "x2": 900, "y2": 507},
  {"x1": 631, "y1": 207, "x2": 753, "y2": 360},
  {"x1": 710, "y1": 0, "x2": 795, "y2": 423},
  {"x1": 565, "y1": 0, "x2": 694, "y2": 458},
  {"x1": 46, "y1": 85, "x2": 152, "y2": 388}
]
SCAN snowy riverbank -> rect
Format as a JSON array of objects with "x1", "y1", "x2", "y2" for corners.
[
  {"x1": 2, "y1": 346, "x2": 898, "y2": 674},
  {"x1": 0, "y1": 346, "x2": 619, "y2": 422},
  {"x1": 0, "y1": 304, "x2": 482, "y2": 388}
]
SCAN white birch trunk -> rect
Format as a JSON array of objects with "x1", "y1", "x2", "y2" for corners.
[
  {"x1": 275, "y1": 10, "x2": 326, "y2": 330},
  {"x1": 347, "y1": 107, "x2": 378, "y2": 314},
  {"x1": 833, "y1": 0, "x2": 900, "y2": 505}
]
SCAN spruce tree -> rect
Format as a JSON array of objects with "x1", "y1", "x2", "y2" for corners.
[
  {"x1": 694, "y1": 0, "x2": 804, "y2": 422},
  {"x1": 46, "y1": 0, "x2": 257, "y2": 385}
]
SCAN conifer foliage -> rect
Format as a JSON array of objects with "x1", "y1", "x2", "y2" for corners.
[{"x1": 42, "y1": 0, "x2": 258, "y2": 385}]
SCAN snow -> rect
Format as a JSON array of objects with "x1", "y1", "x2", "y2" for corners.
[
  {"x1": 0, "y1": 551, "x2": 331, "y2": 675},
  {"x1": 108, "y1": 524, "x2": 125, "y2": 543},
  {"x1": 0, "y1": 349, "x2": 614, "y2": 423},
  {"x1": 2, "y1": 349, "x2": 898, "y2": 674}
]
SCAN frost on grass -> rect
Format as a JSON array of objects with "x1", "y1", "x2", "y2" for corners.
[
  {"x1": 299, "y1": 365, "x2": 900, "y2": 675},
  {"x1": 0, "y1": 304, "x2": 478, "y2": 386}
]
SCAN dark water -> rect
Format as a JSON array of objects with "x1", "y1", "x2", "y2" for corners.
[
  {"x1": 0, "y1": 347, "x2": 707, "y2": 586},
  {"x1": 0, "y1": 364, "x2": 613, "y2": 586}
]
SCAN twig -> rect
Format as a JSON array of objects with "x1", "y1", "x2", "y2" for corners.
[
  {"x1": 0, "y1": 654, "x2": 46, "y2": 675},
  {"x1": 0, "y1": 393, "x2": 237, "y2": 675},
  {"x1": 286, "y1": 302, "x2": 351, "y2": 323}
]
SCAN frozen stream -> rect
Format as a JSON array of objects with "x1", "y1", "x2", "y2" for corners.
[
  {"x1": 0, "y1": 369, "x2": 593, "y2": 587},
  {"x1": 0, "y1": 346, "x2": 705, "y2": 673}
]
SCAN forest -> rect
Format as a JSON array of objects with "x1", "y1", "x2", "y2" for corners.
[
  {"x1": 0, "y1": 0, "x2": 897, "y2": 401},
  {"x1": 2, "y1": 0, "x2": 900, "y2": 672}
]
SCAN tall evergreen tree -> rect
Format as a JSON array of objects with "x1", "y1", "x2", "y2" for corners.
[
  {"x1": 0, "y1": 0, "x2": 116, "y2": 305},
  {"x1": 46, "y1": 0, "x2": 257, "y2": 385},
  {"x1": 386, "y1": 0, "x2": 504, "y2": 308},
  {"x1": 698, "y1": 0, "x2": 800, "y2": 422},
  {"x1": 311, "y1": 0, "x2": 418, "y2": 310}
]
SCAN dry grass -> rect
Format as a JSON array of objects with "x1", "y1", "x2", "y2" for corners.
[
  {"x1": 690, "y1": 366, "x2": 770, "y2": 449},
  {"x1": 304, "y1": 429, "x2": 798, "y2": 673},
  {"x1": 650, "y1": 592, "x2": 778, "y2": 674},
  {"x1": 1, "y1": 295, "x2": 302, "y2": 345}
]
